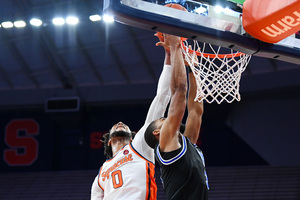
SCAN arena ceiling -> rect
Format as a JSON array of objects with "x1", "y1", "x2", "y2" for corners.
[{"x1": 0, "y1": 0, "x2": 299, "y2": 108}]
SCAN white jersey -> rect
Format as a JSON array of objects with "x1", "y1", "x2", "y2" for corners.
[
  {"x1": 91, "y1": 65, "x2": 172, "y2": 200},
  {"x1": 95, "y1": 143, "x2": 156, "y2": 200}
]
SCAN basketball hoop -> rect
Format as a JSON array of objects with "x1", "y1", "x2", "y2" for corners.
[{"x1": 181, "y1": 39, "x2": 251, "y2": 104}]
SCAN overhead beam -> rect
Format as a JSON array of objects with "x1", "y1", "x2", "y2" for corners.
[
  {"x1": 74, "y1": 31, "x2": 104, "y2": 84},
  {"x1": 84, "y1": 1, "x2": 131, "y2": 83},
  {"x1": 37, "y1": 28, "x2": 78, "y2": 89},
  {"x1": 0, "y1": 63, "x2": 14, "y2": 88},
  {"x1": 126, "y1": 26, "x2": 157, "y2": 80},
  {"x1": 15, "y1": 0, "x2": 77, "y2": 89},
  {"x1": 0, "y1": 29, "x2": 39, "y2": 88}
]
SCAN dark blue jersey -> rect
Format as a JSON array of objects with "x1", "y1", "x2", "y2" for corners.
[{"x1": 155, "y1": 135, "x2": 209, "y2": 200}]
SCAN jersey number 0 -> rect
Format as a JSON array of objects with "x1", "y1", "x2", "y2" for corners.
[{"x1": 111, "y1": 170, "x2": 123, "y2": 189}]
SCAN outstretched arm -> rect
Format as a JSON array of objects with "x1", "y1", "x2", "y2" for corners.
[
  {"x1": 144, "y1": 64, "x2": 171, "y2": 125},
  {"x1": 132, "y1": 34, "x2": 172, "y2": 162},
  {"x1": 143, "y1": 33, "x2": 172, "y2": 126},
  {"x1": 183, "y1": 70, "x2": 204, "y2": 144},
  {"x1": 159, "y1": 34, "x2": 187, "y2": 152}
]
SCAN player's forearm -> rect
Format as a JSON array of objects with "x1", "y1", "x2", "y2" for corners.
[
  {"x1": 164, "y1": 49, "x2": 171, "y2": 65},
  {"x1": 188, "y1": 72, "x2": 203, "y2": 115},
  {"x1": 184, "y1": 72, "x2": 203, "y2": 144},
  {"x1": 159, "y1": 91, "x2": 186, "y2": 151},
  {"x1": 170, "y1": 43, "x2": 187, "y2": 95},
  {"x1": 144, "y1": 64, "x2": 171, "y2": 124},
  {"x1": 168, "y1": 40, "x2": 187, "y2": 130},
  {"x1": 157, "y1": 65, "x2": 172, "y2": 97}
]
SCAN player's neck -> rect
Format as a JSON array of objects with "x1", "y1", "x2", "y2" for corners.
[{"x1": 111, "y1": 140, "x2": 129, "y2": 156}]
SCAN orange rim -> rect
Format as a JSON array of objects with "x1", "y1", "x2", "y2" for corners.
[{"x1": 181, "y1": 42, "x2": 246, "y2": 59}]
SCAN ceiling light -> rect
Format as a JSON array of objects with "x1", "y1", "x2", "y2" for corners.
[
  {"x1": 66, "y1": 16, "x2": 79, "y2": 25},
  {"x1": 194, "y1": 7, "x2": 207, "y2": 14},
  {"x1": 14, "y1": 20, "x2": 26, "y2": 28},
  {"x1": 30, "y1": 18, "x2": 43, "y2": 26},
  {"x1": 223, "y1": 7, "x2": 240, "y2": 17},
  {"x1": 103, "y1": 14, "x2": 114, "y2": 23},
  {"x1": 214, "y1": 5, "x2": 224, "y2": 13},
  {"x1": 1, "y1": 21, "x2": 14, "y2": 28},
  {"x1": 52, "y1": 18, "x2": 65, "y2": 26},
  {"x1": 224, "y1": 7, "x2": 234, "y2": 15},
  {"x1": 89, "y1": 15, "x2": 102, "y2": 22}
]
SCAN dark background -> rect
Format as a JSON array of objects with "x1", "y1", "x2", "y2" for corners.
[
  {"x1": 0, "y1": 0, "x2": 299, "y2": 173},
  {"x1": 2, "y1": 95, "x2": 299, "y2": 172}
]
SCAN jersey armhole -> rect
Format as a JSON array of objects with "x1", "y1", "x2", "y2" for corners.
[
  {"x1": 129, "y1": 142, "x2": 155, "y2": 165},
  {"x1": 156, "y1": 135, "x2": 187, "y2": 165}
]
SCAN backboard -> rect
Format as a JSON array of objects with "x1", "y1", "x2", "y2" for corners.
[{"x1": 103, "y1": 0, "x2": 300, "y2": 65}]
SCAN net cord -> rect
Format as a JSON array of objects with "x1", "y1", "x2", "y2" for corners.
[{"x1": 181, "y1": 40, "x2": 251, "y2": 104}]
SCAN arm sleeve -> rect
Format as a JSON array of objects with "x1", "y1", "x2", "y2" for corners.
[
  {"x1": 144, "y1": 64, "x2": 172, "y2": 124},
  {"x1": 91, "y1": 175, "x2": 104, "y2": 200},
  {"x1": 132, "y1": 64, "x2": 172, "y2": 162}
]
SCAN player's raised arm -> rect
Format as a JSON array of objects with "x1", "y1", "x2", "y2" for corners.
[
  {"x1": 131, "y1": 33, "x2": 172, "y2": 162},
  {"x1": 159, "y1": 34, "x2": 187, "y2": 152},
  {"x1": 142, "y1": 33, "x2": 172, "y2": 126},
  {"x1": 183, "y1": 63, "x2": 204, "y2": 144}
]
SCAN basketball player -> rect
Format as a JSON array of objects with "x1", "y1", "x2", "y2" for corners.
[
  {"x1": 90, "y1": 33, "x2": 174, "y2": 200},
  {"x1": 144, "y1": 31, "x2": 209, "y2": 199}
]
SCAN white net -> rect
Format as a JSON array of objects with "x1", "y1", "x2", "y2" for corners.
[{"x1": 182, "y1": 40, "x2": 251, "y2": 104}]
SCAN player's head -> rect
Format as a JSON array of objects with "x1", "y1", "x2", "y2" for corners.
[
  {"x1": 109, "y1": 122, "x2": 132, "y2": 138},
  {"x1": 102, "y1": 122, "x2": 135, "y2": 159},
  {"x1": 144, "y1": 117, "x2": 166, "y2": 149},
  {"x1": 145, "y1": 118, "x2": 186, "y2": 149}
]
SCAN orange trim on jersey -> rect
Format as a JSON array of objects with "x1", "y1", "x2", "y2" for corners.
[
  {"x1": 129, "y1": 143, "x2": 157, "y2": 200},
  {"x1": 129, "y1": 143, "x2": 154, "y2": 164},
  {"x1": 98, "y1": 166, "x2": 105, "y2": 191},
  {"x1": 145, "y1": 162, "x2": 157, "y2": 200},
  {"x1": 105, "y1": 145, "x2": 129, "y2": 162}
]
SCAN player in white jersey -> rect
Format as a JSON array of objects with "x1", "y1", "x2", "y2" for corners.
[
  {"x1": 96, "y1": 137, "x2": 157, "y2": 200},
  {"x1": 90, "y1": 33, "x2": 173, "y2": 200}
]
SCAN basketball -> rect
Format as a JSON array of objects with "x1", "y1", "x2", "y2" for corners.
[
  {"x1": 164, "y1": 3, "x2": 188, "y2": 12},
  {"x1": 155, "y1": 4, "x2": 188, "y2": 43}
]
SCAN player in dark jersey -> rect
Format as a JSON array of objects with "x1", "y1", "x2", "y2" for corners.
[{"x1": 144, "y1": 31, "x2": 208, "y2": 200}]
